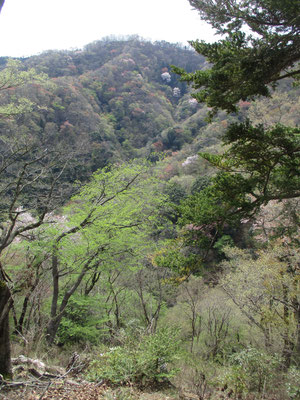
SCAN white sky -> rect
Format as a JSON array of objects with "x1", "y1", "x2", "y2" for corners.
[{"x1": 0, "y1": 0, "x2": 218, "y2": 57}]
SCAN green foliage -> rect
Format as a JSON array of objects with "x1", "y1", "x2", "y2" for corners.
[
  {"x1": 217, "y1": 121, "x2": 300, "y2": 200},
  {"x1": 174, "y1": 0, "x2": 300, "y2": 115},
  {"x1": 286, "y1": 367, "x2": 300, "y2": 400},
  {"x1": 176, "y1": 174, "x2": 247, "y2": 264},
  {"x1": 201, "y1": 121, "x2": 300, "y2": 205},
  {"x1": 223, "y1": 348, "x2": 281, "y2": 395},
  {"x1": 136, "y1": 327, "x2": 181, "y2": 383},
  {"x1": 0, "y1": 59, "x2": 48, "y2": 117},
  {"x1": 0, "y1": 59, "x2": 47, "y2": 90},
  {"x1": 55, "y1": 160, "x2": 166, "y2": 267},
  {"x1": 161, "y1": 127, "x2": 192, "y2": 151},
  {"x1": 190, "y1": 175, "x2": 211, "y2": 195},
  {"x1": 87, "y1": 328, "x2": 181, "y2": 386},
  {"x1": 154, "y1": 241, "x2": 200, "y2": 277},
  {"x1": 0, "y1": 60, "x2": 71, "y2": 250},
  {"x1": 160, "y1": 182, "x2": 187, "y2": 226},
  {"x1": 170, "y1": 0, "x2": 300, "y2": 277},
  {"x1": 57, "y1": 295, "x2": 106, "y2": 345},
  {"x1": 165, "y1": 182, "x2": 187, "y2": 206},
  {"x1": 220, "y1": 245, "x2": 300, "y2": 366},
  {"x1": 0, "y1": 39, "x2": 208, "y2": 180},
  {"x1": 172, "y1": 0, "x2": 300, "y2": 271},
  {"x1": 175, "y1": 121, "x2": 300, "y2": 263},
  {"x1": 2, "y1": 34, "x2": 300, "y2": 398},
  {"x1": 213, "y1": 235, "x2": 234, "y2": 256},
  {"x1": 39, "y1": 160, "x2": 169, "y2": 344}
]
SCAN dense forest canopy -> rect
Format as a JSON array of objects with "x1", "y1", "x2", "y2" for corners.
[{"x1": 0, "y1": 39, "x2": 210, "y2": 180}]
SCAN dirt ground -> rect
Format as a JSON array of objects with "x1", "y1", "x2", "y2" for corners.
[{"x1": 0, "y1": 381, "x2": 182, "y2": 400}]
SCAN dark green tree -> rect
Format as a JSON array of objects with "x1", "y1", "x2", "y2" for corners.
[
  {"x1": 178, "y1": 122, "x2": 299, "y2": 260},
  {"x1": 173, "y1": 0, "x2": 300, "y2": 115},
  {"x1": 168, "y1": 0, "x2": 300, "y2": 272}
]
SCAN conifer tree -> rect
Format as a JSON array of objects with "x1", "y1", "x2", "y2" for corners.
[{"x1": 174, "y1": 0, "x2": 300, "y2": 115}]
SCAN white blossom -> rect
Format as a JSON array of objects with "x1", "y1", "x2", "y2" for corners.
[
  {"x1": 173, "y1": 87, "x2": 181, "y2": 97},
  {"x1": 188, "y1": 98, "x2": 198, "y2": 108},
  {"x1": 161, "y1": 72, "x2": 171, "y2": 83},
  {"x1": 182, "y1": 154, "x2": 199, "y2": 167}
]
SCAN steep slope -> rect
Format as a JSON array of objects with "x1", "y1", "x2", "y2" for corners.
[
  {"x1": 0, "y1": 38, "x2": 210, "y2": 179},
  {"x1": 1, "y1": 37, "x2": 299, "y2": 184}
]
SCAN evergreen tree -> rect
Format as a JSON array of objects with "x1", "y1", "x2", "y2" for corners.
[
  {"x1": 173, "y1": 0, "x2": 300, "y2": 115},
  {"x1": 169, "y1": 0, "x2": 300, "y2": 270}
]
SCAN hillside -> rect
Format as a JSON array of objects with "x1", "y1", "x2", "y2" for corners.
[
  {"x1": 1, "y1": 37, "x2": 299, "y2": 184},
  {"x1": 0, "y1": 38, "x2": 216, "y2": 179},
  {"x1": 0, "y1": 35, "x2": 299, "y2": 400}
]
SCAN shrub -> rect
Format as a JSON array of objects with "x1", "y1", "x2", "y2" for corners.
[
  {"x1": 286, "y1": 367, "x2": 300, "y2": 400},
  {"x1": 87, "y1": 327, "x2": 181, "y2": 386},
  {"x1": 222, "y1": 348, "x2": 281, "y2": 396},
  {"x1": 57, "y1": 295, "x2": 107, "y2": 345}
]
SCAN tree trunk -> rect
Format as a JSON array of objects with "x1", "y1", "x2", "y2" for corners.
[
  {"x1": 294, "y1": 300, "x2": 300, "y2": 363},
  {"x1": 281, "y1": 284, "x2": 293, "y2": 369},
  {"x1": 0, "y1": 279, "x2": 12, "y2": 378},
  {"x1": 84, "y1": 270, "x2": 101, "y2": 296},
  {"x1": 292, "y1": 282, "x2": 300, "y2": 363},
  {"x1": 46, "y1": 254, "x2": 91, "y2": 344},
  {"x1": 14, "y1": 294, "x2": 30, "y2": 335},
  {"x1": 46, "y1": 315, "x2": 62, "y2": 345}
]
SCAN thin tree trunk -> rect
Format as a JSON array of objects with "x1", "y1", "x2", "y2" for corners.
[
  {"x1": 292, "y1": 276, "x2": 300, "y2": 363},
  {"x1": 0, "y1": 277, "x2": 12, "y2": 378},
  {"x1": 50, "y1": 252, "x2": 59, "y2": 320},
  {"x1": 295, "y1": 302, "x2": 300, "y2": 362},
  {"x1": 15, "y1": 295, "x2": 30, "y2": 335},
  {"x1": 84, "y1": 270, "x2": 101, "y2": 296},
  {"x1": 190, "y1": 310, "x2": 196, "y2": 353},
  {"x1": 46, "y1": 251, "x2": 61, "y2": 344},
  {"x1": 136, "y1": 272, "x2": 150, "y2": 326},
  {"x1": 46, "y1": 258, "x2": 92, "y2": 344},
  {"x1": 282, "y1": 284, "x2": 293, "y2": 369},
  {"x1": 16, "y1": 262, "x2": 42, "y2": 335}
]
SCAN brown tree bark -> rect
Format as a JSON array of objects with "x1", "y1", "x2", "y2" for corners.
[
  {"x1": 46, "y1": 251, "x2": 98, "y2": 344},
  {"x1": 0, "y1": 272, "x2": 12, "y2": 378}
]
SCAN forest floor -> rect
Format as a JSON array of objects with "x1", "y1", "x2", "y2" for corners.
[
  {"x1": 0, "y1": 381, "x2": 183, "y2": 400},
  {"x1": 0, "y1": 354, "x2": 186, "y2": 400},
  {"x1": 0, "y1": 355, "x2": 242, "y2": 400}
]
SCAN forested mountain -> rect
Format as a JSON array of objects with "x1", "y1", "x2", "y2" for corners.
[
  {"x1": 1, "y1": 37, "x2": 299, "y2": 181},
  {"x1": 0, "y1": 38, "x2": 213, "y2": 179},
  {"x1": 0, "y1": 31, "x2": 300, "y2": 400}
]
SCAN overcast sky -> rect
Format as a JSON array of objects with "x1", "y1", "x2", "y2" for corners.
[{"x1": 0, "y1": 0, "x2": 218, "y2": 57}]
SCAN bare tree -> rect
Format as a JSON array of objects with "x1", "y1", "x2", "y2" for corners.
[
  {"x1": 134, "y1": 261, "x2": 175, "y2": 333},
  {"x1": 177, "y1": 276, "x2": 206, "y2": 352}
]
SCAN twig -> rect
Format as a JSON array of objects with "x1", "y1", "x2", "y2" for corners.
[{"x1": 38, "y1": 380, "x2": 52, "y2": 400}]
